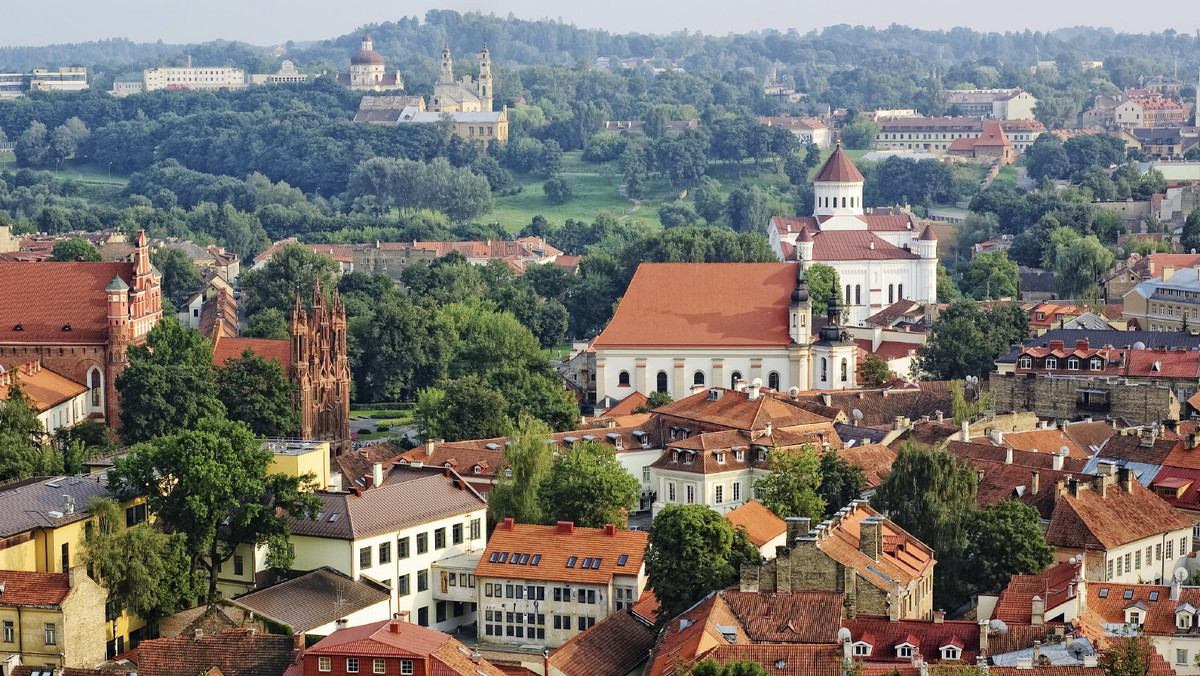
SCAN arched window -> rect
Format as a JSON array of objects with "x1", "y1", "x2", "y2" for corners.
[
  {"x1": 87, "y1": 367, "x2": 103, "y2": 409},
  {"x1": 841, "y1": 196, "x2": 847, "y2": 208},
  {"x1": 618, "y1": 371, "x2": 631, "y2": 386},
  {"x1": 1045, "y1": 357, "x2": 1058, "y2": 369},
  {"x1": 1067, "y1": 357, "x2": 1080, "y2": 371},
  {"x1": 841, "y1": 358, "x2": 849, "y2": 382},
  {"x1": 656, "y1": 371, "x2": 668, "y2": 393},
  {"x1": 768, "y1": 371, "x2": 780, "y2": 391},
  {"x1": 1018, "y1": 356, "x2": 1033, "y2": 369},
  {"x1": 855, "y1": 285, "x2": 861, "y2": 305},
  {"x1": 693, "y1": 371, "x2": 705, "y2": 386},
  {"x1": 898, "y1": 283, "x2": 904, "y2": 299},
  {"x1": 730, "y1": 371, "x2": 743, "y2": 389},
  {"x1": 845, "y1": 285, "x2": 852, "y2": 304},
  {"x1": 821, "y1": 358, "x2": 828, "y2": 382},
  {"x1": 888, "y1": 284, "x2": 894, "y2": 304}
]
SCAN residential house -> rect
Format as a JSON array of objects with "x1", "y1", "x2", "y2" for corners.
[
  {"x1": 546, "y1": 602, "x2": 657, "y2": 676},
  {"x1": 945, "y1": 120, "x2": 1014, "y2": 164},
  {"x1": 467, "y1": 519, "x2": 649, "y2": 649},
  {"x1": 644, "y1": 590, "x2": 845, "y2": 676},
  {"x1": 220, "y1": 464, "x2": 487, "y2": 634},
  {"x1": 121, "y1": 628, "x2": 298, "y2": 676},
  {"x1": 724, "y1": 500, "x2": 786, "y2": 559},
  {"x1": 300, "y1": 618, "x2": 506, "y2": 676},
  {"x1": 739, "y1": 501, "x2": 936, "y2": 620},
  {"x1": 0, "y1": 360, "x2": 90, "y2": 439},
  {"x1": 874, "y1": 117, "x2": 1046, "y2": 153},
  {"x1": 229, "y1": 567, "x2": 392, "y2": 636},
  {"x1": 757, "y1": 116, "x2": 831, "y2": 147},
  {"x1": 945, "y1": 88, "x2": 1038, "y2": 120},
  {"x1": 0, "y1": 569, "x2": 107, "y2": 668},
  {"x1": 0, "y1": 474, "x2": 148, "y2": 656},
  {"x1": 1124, "y1": 267, "x2": 1200, "y2": 331},
  {"x1": 1115, "y1": 98, "x2": 1191, "y2": 129}
]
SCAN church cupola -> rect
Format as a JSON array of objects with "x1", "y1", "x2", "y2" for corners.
[
  {"x1": 915, "y1": 223, "x2": 938, "y2": 259},
  {"x1": 818, "y1": 292, "x2": 845, "y2": 343},
  {"x1": 789, "y1": 265, "x2": 812, "y2": 343},
  {"x1": 812, "y1": 142, "x2": 865, "y2": 219},
  {"x1": 795, "y1": 226, "x2": 814, "y2": 262}
]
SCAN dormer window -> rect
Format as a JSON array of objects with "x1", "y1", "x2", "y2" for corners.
[
  {"x1": 758, "y1": 450, "x2": 766, "y2": 463},
  {"x1": 1152, "y1": 361, "x2": 1162, "y2": 373},
  {"x1": 852, "y1": 643, "x2": 872, "y2": 657},
  {"x1": 1045, "y1": 357, "x2": 1058, "y2": 369},
  {"x1": 683, "y1": 452, "x2": 693, "y2": 465},
  {"x1": 940, "y1": 644, "x2": 962, "y2": 661},
  {"x1": 716, "y1": 453, "x2": 726, "y2": 464},
  {"x1": 896, "y1": 644, "x2": 915, "y2": 659},
  {"x1": 671, "y1": 451, "x2": 679, "y2": 463},
  {"x1": 1091, "y1": 357, "x2": 1104, "y2": 370},
  {"x1": 473, "y1": 466, "x2": 482, "y2": 475},
  {"x1": 1067, "y1": 357, "x2": 1080, "y2": 370},
  {"x1": 1129, "y1": 611, "x2": 1142, "y2": 625},
  {"x1": 1179, "y1": 612, "x2": 1193, "y2": 630},
  {"x1": 1018, "y1": 356, "x2": 1033, "y2": 369},
  {"x1": 735, "y1": 450, "x2": 745, "y2": 462}
]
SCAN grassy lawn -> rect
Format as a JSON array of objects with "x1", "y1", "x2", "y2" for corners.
[
  {"x1": 542, "y1": 341, "x2": 573, "y2": 361},
  {"x1": 350, "y1": 407, "x2": 415, "y2": 441},
  {"x1": 992, "y1": 164, "x2": 1019, "y2": 189}
]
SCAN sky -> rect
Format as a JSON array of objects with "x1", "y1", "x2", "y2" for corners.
[{"x1": 1, "y1": 0, "x2": 1197, "y2": 48}]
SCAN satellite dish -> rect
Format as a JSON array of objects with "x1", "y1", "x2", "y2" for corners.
[
  {"x1": 1059, "y1": 446, "x2": 1070, "y2": 456},
  {"x1": 837, "y1": 627, "x2": 852, "y2": 643},
  {"x1": 1068, "y1": 556, "x2": 1077, "y2": 565},
  {"x1": 752, "y1": 377, "x2": 763, "y2": 387},
  {"x1": 1132, "y1": 341, "x2": 1146, "y2": 350},
  {"x1": 988, "y1": 619, "x2": 1009, "y2": 634},
  {"x1": 1176, "y1": 568, "x2": 1189, "y2": 583},
  {"x1": 852, "y1": 409, "x2": 864, "y2": 421},
  {"x1": 787, "y1": 387, "x2": 800, "y2": 396}
]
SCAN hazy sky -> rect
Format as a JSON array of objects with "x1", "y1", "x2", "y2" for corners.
[{"x1": 2, "y1": 0, "x2": 1197, "y2": 48}]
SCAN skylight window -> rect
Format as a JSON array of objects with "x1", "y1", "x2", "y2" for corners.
[
  {"x1": 591, "y1": 558, "x2": 602, "y2": 569},
  {"x1": 519, "y1": 553, "x2": 530, "y2": 564},
  {"x1": 617, "y1": 554, "x2": 629, "y2": 566},
  {"x1": 1150, "y1": 591, "x2": 1160, "y2": 601},
  {"x1": 582, "y1": 557, "x2": 593, "y2": 568},
  {"x1": 498, "y1": 553, "x2": 509, "y2": 563},
  {"x1": 1124, "y1": 590, "x2": 1134, "y2": 600},
  {"x1": 567, "y1": 556, "x2": 577, "y2": 568},
  {"x1": 530, "y1": 554, "x2": 541, "y2": 566},
  {"x1": 328, "y1": 513, "x2": 340, "y2": 522},
  {"x1": 489, "y1": 552, "x2": 500, "y2": 563},
  {"x1": 1099, "y1": 589, "x2": 1109, "y2": 598}
]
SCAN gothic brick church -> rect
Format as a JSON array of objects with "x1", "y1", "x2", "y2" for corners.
[{"x1": 0, "y1": 231, "x2": 163, "y2": 427}]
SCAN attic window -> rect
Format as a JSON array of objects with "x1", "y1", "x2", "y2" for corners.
[
  {"x1": 736, "y1": 450, "x2": 745, "y2": 462},
  {"x1": 1153, "y1": 361, "x2": 1162, "y2": 372},
  {"x1": 1018, "y1": 356, "x2": 1032, "y2": 369},
  {"x1": 941, "y1": 646, "x2": 961, "y2": 661},
  {"x1": 897, "y1": 645, "x2": 915, "y2": 659},
  {"x1": 1099, "y1": 588, "x2": 1109, "y2": 598},
  {"x1": 1091, "y1": 357, "x2": 1104, "y2": 371},
  {"x1": 1124, "y1": 590, "x2": 1134, "y2": 600},
  {"x1": 530, "y1": 554, "x2": 541, "y2": 566},
  {"x1": 853, "y1": 643, "x2": 871, "y2": 657},
  {"x1": 328, "y1": 513, "x2": 340, "y2": 522},
  {"x1": 1150, "y1": 591, "x2": 1160, "y2": 601},
  {"x1": 617, "y1": 554, "x2": 629, "y2": 566},
  {"x1": 61, "y1": 324, "x2": 71, "y2": 332},
  {"x1": 1045, "y1": 357, "x2": 1058, "y2": 369},
  {"x1": 566, "y1": 556, "x2": 577, "y2": 568},
  {"x1": 716, "y1": 453, "x2": 726, "y2": 464}
]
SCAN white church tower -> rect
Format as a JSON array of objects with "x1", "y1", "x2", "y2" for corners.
[{"x1": 812, "y1": 142, "x2": 866, "y2": 228}]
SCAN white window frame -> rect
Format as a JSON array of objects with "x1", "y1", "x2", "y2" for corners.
[
  {"x1": 347, "y1": 658, "x2": 360, "y2": 673},
  {"x1": 374, "y1": 659, "x2": 386, "y2": 674},
  {"x1": 853, "y1": 643, "x2": 871, "y2": 657},
  {"x1": 400, "y1": 661, "x2": 413, "y2": 676},
  {"x1": 319, "y1": 658, "x2": 331, "y2": 672}
]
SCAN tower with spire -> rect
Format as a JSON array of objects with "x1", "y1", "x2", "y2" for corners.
[{"x1": 290, "y1": 279, "x2": 351, "y2": 453}]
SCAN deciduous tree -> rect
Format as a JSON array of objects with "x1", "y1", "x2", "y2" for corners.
[
  {"x1": 754, "y1": 445, "x2": 825, "y2": 520},
  {"x1": 488, "y1": 416, "x2": 555, "y2": 524},
  {"x1": 48, "y1": 238, "x2": 101, "y2": 262},
  {"x1": 215, "y1": 349, "x2": 299, "y2": 438},
  {"x1": 538, "y1": 441, "x2": 640, "y2": 528},
  {"x1": 962, "y1": 500, "x2": 1055, "y2": 594},
  {"x1": 818, "y1": 450, "x2": 867, "y2": 516}
]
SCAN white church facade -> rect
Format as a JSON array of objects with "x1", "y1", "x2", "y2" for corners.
[{"x1": 768, "y1": 145, "x2": 939, "y2": 326}]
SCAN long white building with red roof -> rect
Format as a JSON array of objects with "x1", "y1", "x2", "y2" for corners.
[{"x1": 768, "y1": 145, "x2": 939, "y2": 326}]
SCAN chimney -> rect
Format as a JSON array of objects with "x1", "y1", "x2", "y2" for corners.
[
  {"x1": 389, "y1": 620, "x2": 401, "y2": 633},
  {"x1": 1140, "y1": 427, "x2": 1158, "y2": 447},
  {"x1": 785, "y1": 517, "x2": 811, "y2": 544},
  {"x1": 603, "y1": 524, "x2": 616, "y2": 536},
  {"x1": 734, "y1": 379, "x2": 747, "y2": 393},
  {"x1": 501, "y1": 517, "x2": 515, "y2": 531},
  {"x1": 1097, "y1": 460, "x2": 1116, "y2": 476},
  {"x1": 1033, "y1": 640, "x2": 1042, "y2": 663},
  {"x1": 1068, "y1": 477, "x2": 1079, "y2": 497},
  {"x1": 372, "y1": 462, "x2": 384, "y2": 488},
  {"x1": 691, "y1": 384, "x2": 706, "y2": 395},
  {"x1": 978, "y1": 620, "x2": 989, "y2": 655},
  {"x1": 1173, "y1": 571, "x2": 1184, "y2": 601},
  {"x1": 328, "y1": 472, "x2": 343, "y2": 493},
  {"x1": 293, "y1": 633, "x2": 305, "y2": 655},
  {"x1": 1005, "y1": 447, "x2": 1013, "y2": 464},
  {"x1": 935, "y1": 410, "x2": 944, "y2": 424},
  {"x1": 1167, "y1": 419, "x2": 1181, "y2": 435},
  {"x1": 1052, "y1": 451, "x2": 1065, "y2": 471},
  {"x1": 194, "y1": 628, "x2": 203, "y2": 638},
  {"x1": 961, "y1": 420, "x2": 970, "y2": 440},
  {"x1": 1083, "y1": 656, "x2": 1099, "y2": 668},
  {"x1": 425, "y1": 438, "x2": 439, "y2": 457},
  {"x1": 747, "y1": 383, "x2": 761, "y2": 401},
  {"x1": 1164, "y1": 265, "x2": 1176, "y2": 281},
  {"x1": 1118, "y1": 466, "x2": 1134, "y2": 493},
  {"x1": 1094, "y1": 475, "x2": 1107, "y2": 498},
  {"x1": 1188, "y1": 433, "x2": 1199, "y2": 450},
  {"x1": 1030, "y1": 470, "x2": 1039, "y2": 494},
  {"x1": 1031, "y1": 597, "x2": 1045, "y2": 626},
  {"x1": 932, "y1": 610, "x2": 945, "y2": 624},
  {"x1": 1076, "y1": 339, "x2": 1089, "y2": 351},
  {"x1": 990, "y1": 429, "x2": 1004, "y2": 445},
  {"x1": 859, "y1": 517, "x2": 883, "y2": 560},
  {"x1": 335, "y1": 618, "x2": 349, "y2": 630},
  {"x1": 556, "y1": 521, "x2": 575, "y2": 535}
]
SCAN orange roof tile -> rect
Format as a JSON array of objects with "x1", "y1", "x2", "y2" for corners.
[
  {"x1": 0, "y1": 361, "x2": 87, "y2": 411},
  {"x1": 724, "y1": 500, "x2": 786, "y2": 547},
  {"x1": 547, "y1": 610, "x2": 655, "y2": 676},
  {"x1": 0, "y1": 262, "x2": 137, "y2": 344},
  {"x1": 818, "y1": 504, "x2": 935, "y2": 591},
  {"x1": 593, "y1": 263, "x2": 797, "y2": 348},
  {"x1": 1046, "y1": 476, "x2": 1193, "y2": 550},
  {"x1": 476, "y1": 521, "x2": 648, "y2": 585},
  {"x1": 605, "y1": 391, "x2": 649, "y2": 417},
  {"x1": 655, "y1": 388, "x2": 833, "y2": 431},
  {"x1": 0, "y1": 570, "x2": 72, "y2": 606},
  {"x1": 837, "y1": 443, "x2": 898, "y2": 489},
  {"x1": 212, "y1": 337, "x2": 292, "y2": 369}
]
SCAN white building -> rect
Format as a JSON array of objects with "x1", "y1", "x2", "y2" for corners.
[
  {"x1": 0, "y1": 359, "x2": 90, "y2": 439},
  {"x1": 143, "y1": 64, "x2": 247, "y2": 92},
  {"x1": 463, "y1": 519, "x2": 648, "y2": 650},
  {"x1": 0, "y1": 68, "x2": 88, "y2": 97},
  {"x1": 768, "y1": 145, "x2": 939, "y2": 327},
  {"x1": 218, "y1": 463, "x2": 488, "y2": 634}
]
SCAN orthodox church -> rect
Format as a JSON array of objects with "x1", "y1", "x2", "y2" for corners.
[{"x1": 768, "y1": 145, "x2": 939, "y2": 325}]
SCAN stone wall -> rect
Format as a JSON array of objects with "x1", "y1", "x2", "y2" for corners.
[
  {"x1": 989, "y1": 372, "x2": 1179, "y2": 425},
  {"x1": 60, "y1": 568, "x2": 107, "y2": 668}
]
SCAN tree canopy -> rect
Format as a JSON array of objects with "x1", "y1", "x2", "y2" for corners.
[
  {"x1": 538, "y1": 441, "x2": 640, "y2": 528},
  {"x1": 754, "y1": 445, "x2": 825, "y2": 521}
]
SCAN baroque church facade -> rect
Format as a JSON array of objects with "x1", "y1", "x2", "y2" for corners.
[
  {"x1": 768, "y1": 145, "x2": 939, "y2": 326},
  {"x1": 429, "y1": 46, "x2": 494, "y2": 112}
]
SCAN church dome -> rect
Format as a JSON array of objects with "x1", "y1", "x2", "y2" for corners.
[{"x1": 352, "y1": 49, "x2": 385, "y2": 66}]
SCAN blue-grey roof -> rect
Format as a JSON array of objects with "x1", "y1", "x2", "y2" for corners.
[
  {"x1": 998, "y1": 328, "x2": 1200, "y2": 364},
  {"x1": 1081, "y1": 456, "x2": 1158, "y2": 486},
  {"x1": 0, "y1": 473, "x2": 115, "y2": 538},
  {"x1": 1131, "y1": 267, "x2": 1200, "y2": 300},
  {"x1": 834, "y1": 423, "x2": 888, "y2": 446}
]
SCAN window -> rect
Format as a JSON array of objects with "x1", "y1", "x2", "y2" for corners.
[
  {"x1": 1179, "y1": 649, "x2": 1190, "y2": 666},
  {"x1": 434, "y1": 528, "x2": 446, "y2": 549},
  {"x1": 1157, "y1": 544, "x2": 1163, "y2": 561},
  {"x1": 567, "y1": 556, "x2": 578, "y2": 568},
  {"x1": 733, "y1": 482, "x2": 741, "y2": 502},
  {"x1": 398, "y1": 536, "x2": 410, "y2": 559},
  {"x1": 686, "y1": 485, "x2": 695, "y2": 504},
  {"x1": 360, "y1": 546, "x2": 372, "y2": 569},
  {"x1": 577, "y1": 616, "x2": 595, "y2": 631},
  {"x1": 233, "y1": 555, "x2": 244, "y2": 576},
  {"x1": 1067, "y1": 357, "x2": 1080, "y2": 370},
  {"x1": 374, "y1": 660, "x2": 386, "y2": 675},
  {"x1": 853, "y1": 644, "x2": 871, "y2": 657},
  {"x1": 1169, "y1": 541, "x2": 1176, "y2": 559},
  {"x1": 668, "y1": 482, "x2": 676, "y2": 502},
  {"x1": 1018, "y1": 355, "x2": 1033, "y2": 369},
  {"x1": 855, "y1": 285, "x2": 861, "y2": 305},
  {"x1": 656, "y1": 371, "x2": 668, "y2": 393},
  {"x1": 618, "y1": 371, "x2": 630, "y2": 386},
  {"x1": 768, "y1": 372, "x2": 780, "y2": 390},
  {"x1": 436, "y1": 601, "x2": 447, "y2": 623},
  {"x1": 1180, "y1": 613, "x2": 1193, "y2": 629},
  {"x1": 470, "y1": 519, "x2": 481, "y2": 540},
  {"x1": 888, "y1": 284, "x2": 894, "y2": 304},
  {"x1": 642, "y1": 467, "x2": 650, "y2": 482},
  {"x1": 898, "y1": 284, "x2": 903, "y2": 299},
  {"x1": 2, "y1": 621, "x2": 12, "y2": 643},
  {"x1": 715, "y1": 485, "x2": 724, "y2": 504},
  {"x1": 1130, "y1": 611, "x2": 1142, "y2": 625},
  {"x1": 347, "y1": 659, "x2": 359, "y2": 673},
  {"x1": 417, "y1": 532, "x2": 428, "y2": 554},
  {"x1": 1091, "y1": 357, "x2": 1104, "y2": 370},
  {"x1": 318, "y1": 658, "x2": 331, "y2": 672},
  {"x1": 125, "y1": 503, "x2": 147, "y2": 527},
  {"x1": 418, "y1": 569, "x2": 429, "y2": 592},
  {"x1": 897, "y1": 645, "x2": 913, "y2": 659},
  {"x1": 379, "y1": 541, "x2": 392, "y2": 564},
  {"x1": 730, "y1": 371, "x2": 743, "y2": 389},
  {"x1": 693, "y1": 371, "x2": 705, "y2": 386},
  {"x1": 400, "y1": 661, "x2": 413, "y2": 676},
  {"x1": 452, "y1": 523, "x2": 463, "y2": 545},
  {"x1": 1183, "y1": 536, "x2": 1189, "y2": 554},
  {"x1": 417, "y1": 607, "x2": 428, "y2": 626},
  {"x1": 1045, "y1": 357, "x2": 1058, "y2": 369},
  {"x1": 942, "y1": 647, "x2": 961, "y2": 660},
  {"x1": 841, "y1": 358, "x2": 848, "y2": 382},
  {"x1": 1136, "y1": 550, "x2": 1141, "y2": 569},
  {"x1": 821, "y1": 357, "x2": 828, "y2": 382},
  {"x1": 1108, "y1": 560, "x2": 1114, "y2": 580},
  {"x1": 399, "y1": 574, "x2": 410, "y2": 596}
]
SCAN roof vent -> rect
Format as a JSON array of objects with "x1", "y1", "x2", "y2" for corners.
[
  {"x1": 61, "y1": 324, "x2": 71, "y2": 332},
  {"x1": 708, "y1": 389, "x2": 723, "y2": 401}
]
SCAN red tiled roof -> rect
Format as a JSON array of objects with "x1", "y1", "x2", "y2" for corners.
[
  {"x1": 812, "y1": 231, "x2": 919, "y2": 261},
  {"x1": 837, "y1": 443, "x2": 898, "y2": 489},
  {"x1": 605, "y1": 391, "x2": 649, "y2": 417},
  {"x1": 844, "y1": 615, "x2": 984, "y2": 665},
  {"x1": 547, "y1": 610, "x2": 655, "y2": 676},
  {"x1": 1045, "y1": 476, "x2": 1193, "y2": 550},
  {"x1": 1124, "y1": 350, "x2": 1200, "y2": 379},
  {"x1": 1150, "y1": 466, "x2": 1200, "y2": 511},
  {"x1": 476, "y1": 521, "x2": 648, "y2": 585},
  {"x1": 308, "y1": 621, "x2": 506, "y2": 676},
  {"x1": 129, "y1": 629, "x2": 298, "y2": 676},
  {"x1": 993, "y1": 560, "x2": 1084, "y2": 624},
  {"x1": 814, "y1": 145, "x2": 864, "y2": 183},
  {"x1": 724, "y1": 500, "x2": 786, "y2": 547},
  {"x1": 212, "y1": 337, "x2": 292, "y2": 369},
  {"x1": 0, "y1": 262, "x2": 136, "y2": 343},
  {"x1": 0, "y1": 361, "x2": 87, "y2": 411},
  {"x1": 0, "y1": 570, "x2": 72, "y2": 606},
  {"x1": 593, "y1": 263, "x2": 796, "y2": 348},
  {"x1": 706, "y1": 645, "x2": 842, "y2": 676},
  {"x1": 655, "y1": 388, "x2": 833, "y2": 431},
  {"x1": 721, "y1": 590, "x2": 843, "y2": 643}
]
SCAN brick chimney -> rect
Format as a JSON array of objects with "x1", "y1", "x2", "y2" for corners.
[
  {"x1": 500, "y1": 517, "x2": 515, "y2": 531},
  {"x1": 1164, "y1": 265, "x2": 1176, "y2": 281},
  {"x1": 932, "y1": 610, "x2": 945, "y2": 624},
  {"x1": 603, "y1": 524, "x2": 616, "y2": 536},
  {"x1": 557, "y1": 521, "x2": 575, "y2": 535},
  {"x1": 372, "y1": 462, "x2": 384, "y2": 488},
  {"x1": 978, "y1": 621, "x2": 989, "y2": 655},
  {"x1": 1030, "y1": 470, "x2": 1039, "y2": 494},
  {"x1": 859, "y1": 517, "x2": 883, "y2": 561},
  {"x1": 785, "y1": 517, "x2": 811, "y2": 544},
  {"x1": 1118, "y1": 466, "x2": 1134, "y2": 493},
  {"x1": 1031, "y1": 596, "x2": 1045, "y2": 626}
]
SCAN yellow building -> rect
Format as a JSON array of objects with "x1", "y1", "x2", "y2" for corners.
[
  {"x1": 0, "y1": 568, "x2": 107, "y2": 668},
  {"x1": 0, "y1": 474, "x2": 148, "y2": 658}
]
